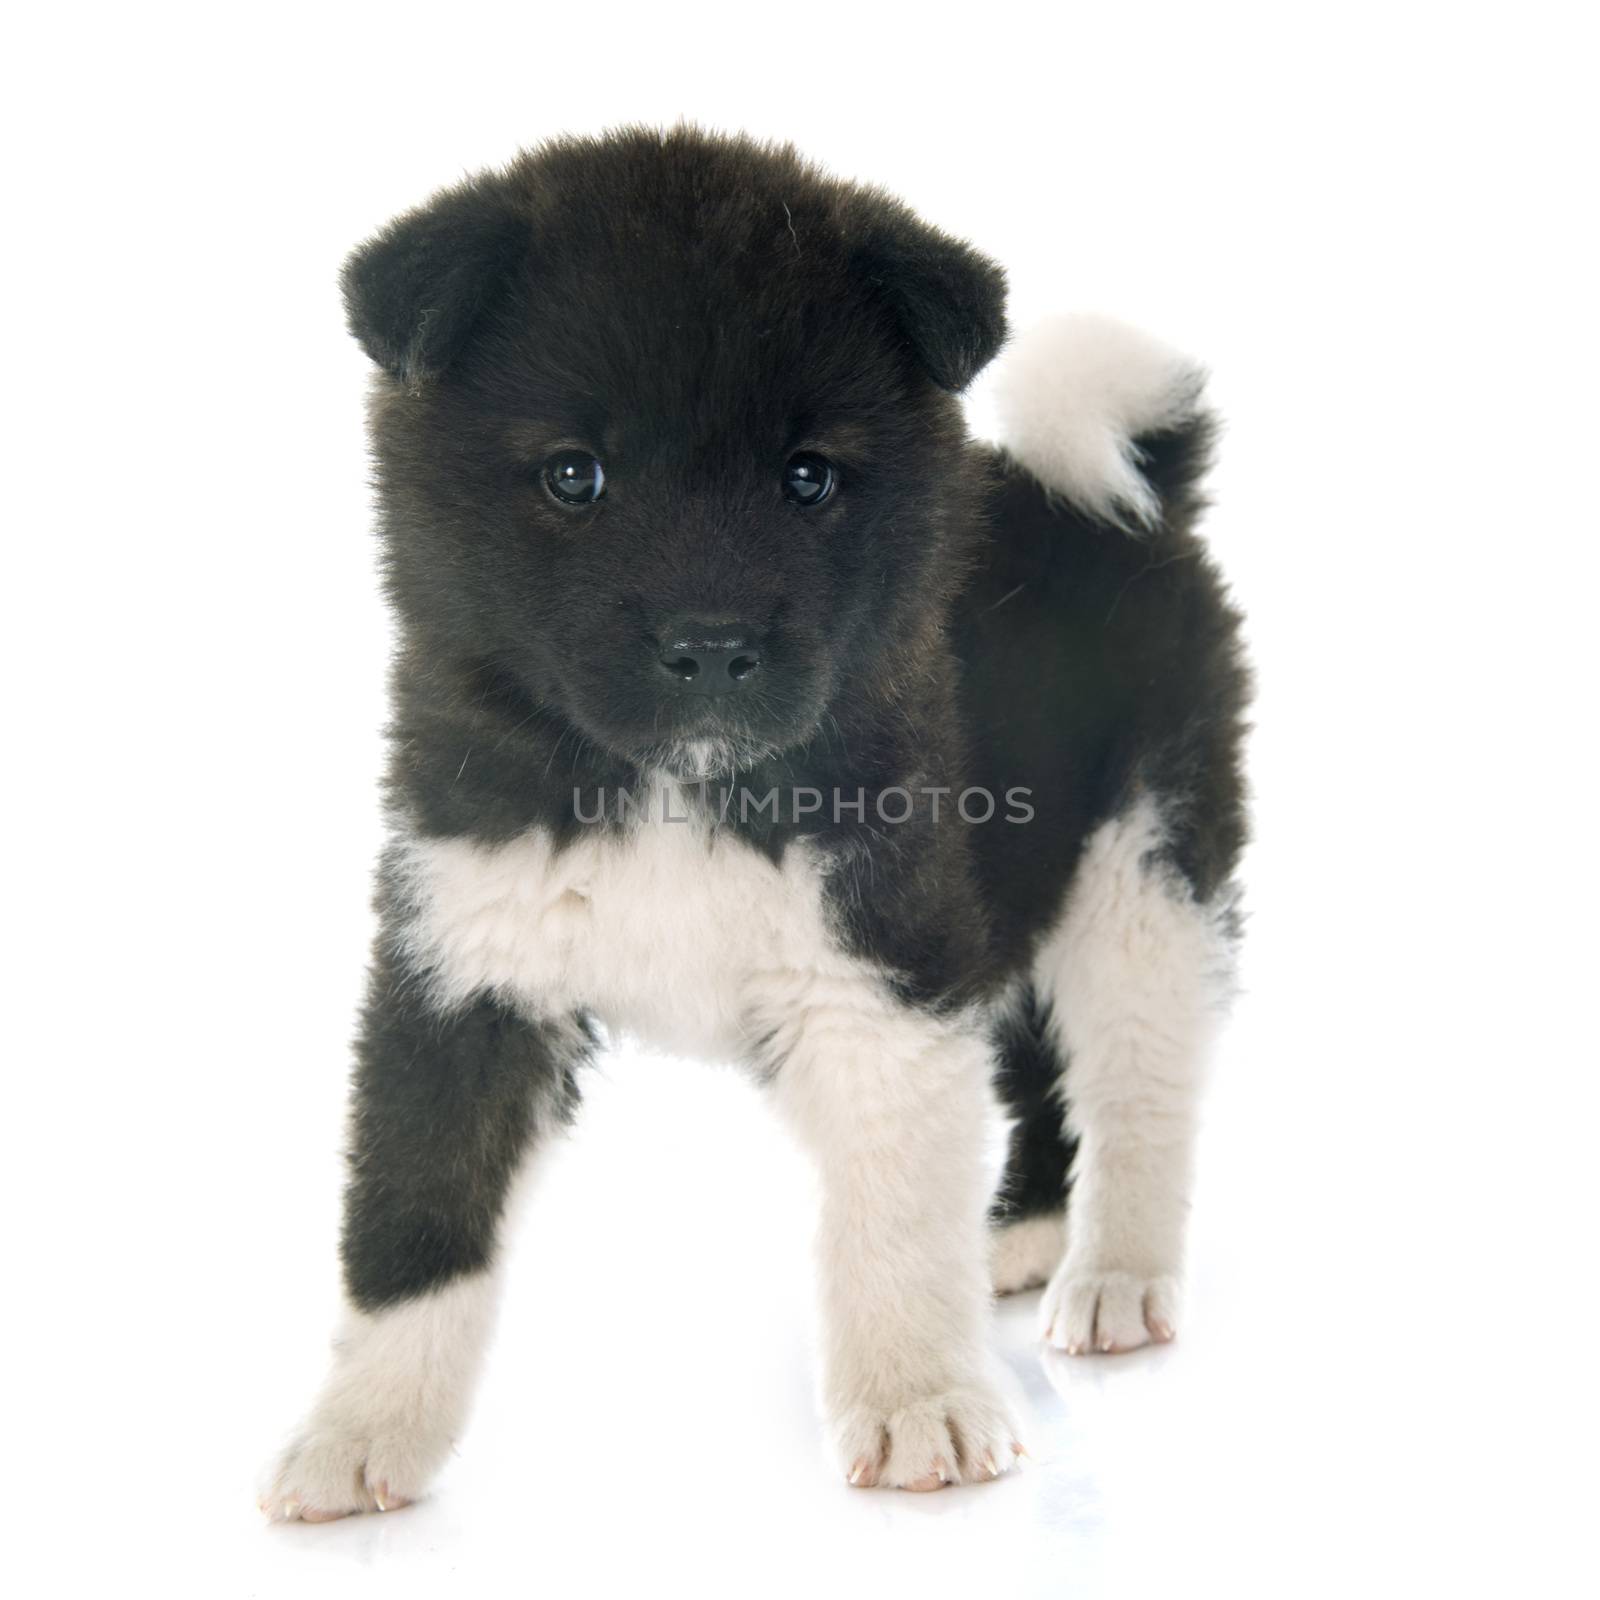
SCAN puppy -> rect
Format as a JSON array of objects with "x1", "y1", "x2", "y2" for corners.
[{"x1": 263, "y1": 126, "x2": 1249, "y2": 1518}]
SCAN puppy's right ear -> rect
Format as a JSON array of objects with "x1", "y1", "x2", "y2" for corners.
[{"x1": 341, "y1": 174, "x2": 527, "y2": 383}]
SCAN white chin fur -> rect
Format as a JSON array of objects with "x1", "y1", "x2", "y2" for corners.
[{"x1": 992, "y1": 313, "x2": 1205, "y2": 533}]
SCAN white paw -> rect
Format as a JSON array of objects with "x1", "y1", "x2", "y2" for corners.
[
  {"x1": 261, "y1": 1412, "x2": 450, "y2": 1522},
  {"x1": 1040, "y1": 1261, "x2": 1178, "y2": 1354},
  {"x1": 832, "y1": 1384, "x2": 1024, "y2": 1490},
  {"x1": 989, "y1": 1212, "x2": 1066, "y2": 1295},
  {"x1": 263, "y1": 1277, "x2": 494, "y2": 1521}
]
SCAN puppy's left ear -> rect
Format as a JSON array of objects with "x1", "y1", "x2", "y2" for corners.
[
  {"x1": 851, "y1": 202, "x2": 1008, "y2": 392},
  {"x1": 341, "y1": 172, "x2": 528, "y2": 383}
]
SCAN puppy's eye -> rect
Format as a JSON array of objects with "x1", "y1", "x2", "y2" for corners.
[
  {"x1": 544, "y1": 451, "x2": 606, "y2": 505},
  {"x1": 783, "y1": 453, "x2": 835, "y2": 507}
]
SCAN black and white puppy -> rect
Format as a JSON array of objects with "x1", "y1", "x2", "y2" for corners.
[{"x1": 264, "y1": 127, "x2": 1249, "y2": 1518}]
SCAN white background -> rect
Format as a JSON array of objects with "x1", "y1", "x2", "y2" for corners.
[{"x1": 6, "y1": 4, "x2": 1596, "y2": 1596}]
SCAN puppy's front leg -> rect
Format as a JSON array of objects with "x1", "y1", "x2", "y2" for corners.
[
  {"x1": 263, "y1": 937, "x2": 587, "y2": 1521},
  {"x1": 763, "y1": 981, "x2": 1022, "y2": 1489}
]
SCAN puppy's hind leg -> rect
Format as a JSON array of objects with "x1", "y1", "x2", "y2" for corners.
[
  {"x1": 1035, "y1": 797, "x2": 1236, "y2": 1355},
  {"x1": 988, "y1": 987, "x2": 1072, "y2": 1295},
  {"x1": 262, "y1": 939, "x2": 587, "y2": 1522}
]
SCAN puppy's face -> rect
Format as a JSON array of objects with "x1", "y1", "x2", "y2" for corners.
[{"x1": 352, "y1": 133, "x2": 1006, "y2": 776}]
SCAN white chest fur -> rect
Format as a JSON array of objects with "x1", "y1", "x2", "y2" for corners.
[{"x1": 389, "y1": 787, "x2": 865, "y2": 1059}]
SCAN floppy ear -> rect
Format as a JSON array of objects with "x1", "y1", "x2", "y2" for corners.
[
  {"x1": 850, "y1": 202, "x2": 1009, "y2": 392},
  {"x1": 341, "y1": 174, "x2": 528, "y2": 383}
]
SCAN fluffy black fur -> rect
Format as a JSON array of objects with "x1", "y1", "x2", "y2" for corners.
[{"x1": 334, "y1": 126, "x2": 1249, "y2": 1307}]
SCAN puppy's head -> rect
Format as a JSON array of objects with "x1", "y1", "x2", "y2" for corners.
[{"x1": 346, "y1": 127, "x2": 1006, "y2": 777}]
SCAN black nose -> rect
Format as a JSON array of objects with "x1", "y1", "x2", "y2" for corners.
[{"x1": 655, "y1": 618, "x2": 765, "y2": 696}]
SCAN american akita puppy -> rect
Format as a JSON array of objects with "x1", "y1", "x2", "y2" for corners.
[{"x1": 264, "y1": 126, "x2": 1249, "y2": 1519}]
